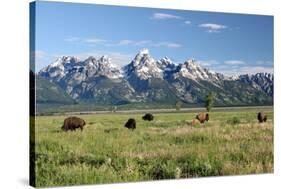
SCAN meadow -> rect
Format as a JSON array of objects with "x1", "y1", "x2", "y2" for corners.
[{"x1": 33, "y1": 108, "x2": 273, "y2": 187}]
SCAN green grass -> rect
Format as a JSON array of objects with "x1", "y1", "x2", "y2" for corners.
[{"x1": 33, "y1": 108, "x2": 273, "y2": 187}]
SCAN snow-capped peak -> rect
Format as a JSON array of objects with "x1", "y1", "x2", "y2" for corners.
[
  {"x1": 39, "y1": 54, "x2": 123, "y2": 81},
  {"x1": 123, "y1": 49, "x2": 164, "y2": 79},
  {"x1": 139, "y1": 48, "x2": 150, "y2": 55},
  {"x1": 60, "y1": 56, "x2": 79, "y2": 64},
  {"x1": 160, "y1": 57, "x2": 172, "y2": 65},
  {"x1": 98, "y1": 55, "x2": 112, "y2": 66},
  {"x1": 174, "y1": 58, "x2": 223, "y2": 81}
]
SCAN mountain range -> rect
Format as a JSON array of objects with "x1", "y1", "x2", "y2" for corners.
[{"x1": 37, "y1": 49, "x2": 273, "y2": 108}]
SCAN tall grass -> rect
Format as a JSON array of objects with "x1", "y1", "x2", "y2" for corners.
[{"x1": 34, "y1": 109, "x2": 273, "y2": 187}]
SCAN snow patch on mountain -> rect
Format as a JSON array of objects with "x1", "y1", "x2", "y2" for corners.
[
  {"x1": 38, "y1": 48, "x2": 274, "y2": 101},
  {"x1": 123, "y1": 48, "x2": 163, "y2": 80}
]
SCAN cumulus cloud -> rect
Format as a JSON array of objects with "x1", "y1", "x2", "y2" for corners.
[
  {"x1": 151, "y1": 13, "x2": 182, "y2": 20},
  {"x1": 199, "y1": 23, "x2": 227, "y2": 33},
  {"x1": 184, "y1": 20, "x2": 191, "y2": 25}
]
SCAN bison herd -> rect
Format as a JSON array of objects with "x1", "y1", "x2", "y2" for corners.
[{"x1": 60, "y1": 111, "x2": 268, "y2": 132}]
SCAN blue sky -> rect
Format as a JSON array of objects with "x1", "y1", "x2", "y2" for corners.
[{"x1": 34, "y1": 1, "x2": 273, "y2": 75}]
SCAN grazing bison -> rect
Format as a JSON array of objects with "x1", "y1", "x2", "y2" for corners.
[
  {"x1": 257, "y1": 112, "x2": 267, "y2": 123},
  {"x1": 124, "y1": 118, "x2": 136, "y2": 130},
  {"x1": 61, "y1": 116, "x2": 86, "y2": 131},
  {"x1": 195, "y1": 113, "x2": 209, "y2": 123},
  {"x1": 142, "y1": 113, "x2": 154, "y2": 121}
]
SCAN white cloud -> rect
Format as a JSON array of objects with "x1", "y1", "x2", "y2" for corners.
[
  {"x1": 199, "y1": 23, "x2": 227, "y2": 30},
  {"x1": 134, "y1": 40, "x2": 151, "y2": 46},
  {"x1": 64, "y1": 37, "x2": 80, "y2": 42},
  {"x1": 256, "y1": 60, "x2": 273, "y2": 66},
  {"x1": 207, "y1": 30, "x2": 220, "y2": 33},
  {"x1": 238, "y1": 66, "x2": 273, "y2": 75},
  {"x1": 152, "y1": 42, "x2": 182, "y2": 48},
  {"x1": 197, "y1": 60, "x2": 219, "y2": 67},
  {"x1": 116, "y1": 40, "x2": 182, "y2": 48},
  {"x1": 151, "y1": 13, "x2": 182, "y2": 20},
  {"x1": 33, "y1": 50, "x2": 46, "y2": 59},
  {"x1": 82, "y1": 38, "x2": 107, "y2": 44},
  {"x1": 118, "y1": 40, "x2": 135, "y2": 45},
  {"x1": 66, "y1": 51, "x2": 134, "y2": 67},
  {"x1": 224, "y1": 60, "x2": 245, "y2": 65},
  {"x1": 213, "y1": 65, "x2": 273, "y2": 76},
  {"x1": 194, "y1": 59, "x2": 273, "y2": 76},
  {"x1": 65, "y1": 37, "x2": 181, "y2": 48},
  {"x1": 184, "y1": 20, "x2": 191, "y2": 25},
  {"x1": 199, "y1": 23, "x2": 227, "y2": 33},
  {"x1": 65, "y1": 37, "x2": 107, "y2": 45}
]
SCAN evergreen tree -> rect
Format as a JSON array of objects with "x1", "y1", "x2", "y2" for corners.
[
  {"x1": 206, "y1": 92, "x2": 214, "y2": 112},
  {"x1": 175, "y1": 101, "x2": 182, "y2": 111},
  {"x1": 111, "y1": 106, "x2": 117, "y2": 113}
]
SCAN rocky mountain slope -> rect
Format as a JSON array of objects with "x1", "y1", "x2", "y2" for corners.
[{"x1": 37, "y1": 49, "x2": 273, "y2": 106}]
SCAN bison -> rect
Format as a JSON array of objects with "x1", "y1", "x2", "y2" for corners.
[
  {"x1": 61, "y1": 116, "x2": 86, "y2": 131},
  {"x1": 124, "y1": 118, "x2": 136, "y2": 130},
  {"x1": 195, "y1": 113, "x2": 209, "y2": 123},
  {"x1": 257, "y1": 112, "x2": 267, "y2": 123},
  {"x1": 142, "y1": 113, "x2": 154, "y2": 121}
]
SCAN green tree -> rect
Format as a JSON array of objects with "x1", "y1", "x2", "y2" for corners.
[
  {"x1": 206, "y1": 92, "x2": 214, "y2": 112},
  {"x1": 111, "y1": 106, "x2": 117, "y2": 113},
  {"x1": 175, "y1": 101, "x2": 182, "y2": 111}
]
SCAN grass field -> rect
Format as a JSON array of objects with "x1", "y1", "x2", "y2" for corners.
[{"x1": 33, "y1": 108, "x2": 274, "y2": 187}]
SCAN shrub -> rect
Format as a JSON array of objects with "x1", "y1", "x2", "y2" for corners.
[
  {"x1": 148, "y1": 160, "x2": 176, "y2": 180},
  {"x1": 227, "y1": 117, "x2": 241, "y2": 125}
]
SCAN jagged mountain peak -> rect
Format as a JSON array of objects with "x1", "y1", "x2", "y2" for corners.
[
  {"x1": 239, "y1": 72, "x2": 274, "y2": 81},
  {"x1": 38, "y1": 49, "x2": 273, "y2": 105},
  {"x1": 159, "y1": 56, "x2": 173, "y2": 65},
  {"x1": 132, "y1": 48, "x2": 155, "y2": 66},
  {"x1": 238, "y1": 72, "x2": 273, "y2": 96},
  {"x1": 85, "y1": 56, "x2": 96, "y2": 62},
  {"x1": 39, "y1": 54, "x2": 122, "y2": 82},
  {"x1": 176, "y1": 59, "x2": 213, "y2": 80},
  {"x1": 60, "y1": 56, "x2": 79, "y2": 64},
  {"x1": 123, "y1": 48, "x2": 163, "y2": 79},
  {"x1": 139, "y1": 48, "x2": 150, "y2": 55},
  {"x1": 99, "y1": 55, "x2": 110, "y2": 63}
]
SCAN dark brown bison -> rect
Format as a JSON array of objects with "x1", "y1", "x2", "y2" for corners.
[
  {"x1": 61, "y1": 116, "x2": 86, "y2": 131},
  {"x1": 142, "y1": 113, "x2": 154, "y2": 121},
  {"x1": 257, "y1": 112, "x2": 267, "y2": 123},
  {"x1": 124, "y1": 118, "x2": 136, "y2": 130},
  {"x1": 196, "y1": 113, "x2": 209, "y2": 123}
]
